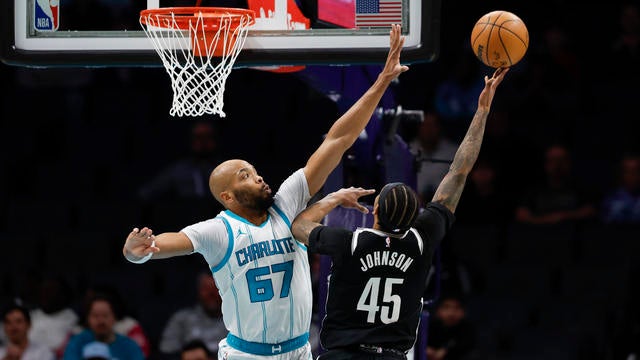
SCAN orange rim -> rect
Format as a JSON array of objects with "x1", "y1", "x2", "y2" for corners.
[{"x1": 140, "y1": 7, "x2": 255, "y2": 30}]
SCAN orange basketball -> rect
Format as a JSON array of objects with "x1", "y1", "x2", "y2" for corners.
[{"x1": 470, "y1": 10, "x2": 529, "y2": 68}]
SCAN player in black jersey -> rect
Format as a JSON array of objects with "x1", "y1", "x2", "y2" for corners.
[{"x1": 291, "y1": 67, "x2": 509, "y2": 360}]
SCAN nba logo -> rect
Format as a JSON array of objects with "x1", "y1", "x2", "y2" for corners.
[{"x1": 34, "y1": 0, "x2": 59, "y2": 31}]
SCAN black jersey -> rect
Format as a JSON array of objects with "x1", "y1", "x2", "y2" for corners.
[{"x1": 308, "y1": 202, "x2": 455, "y2": 352}]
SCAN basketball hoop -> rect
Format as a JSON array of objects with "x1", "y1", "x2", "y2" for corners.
[{"x1": 140, "y1": 7, "x2": 255, "y2": 117}]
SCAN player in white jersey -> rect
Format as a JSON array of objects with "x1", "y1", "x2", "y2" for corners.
[{"x1": 123, "y1": 24, "x2": 408, "y2": 360}]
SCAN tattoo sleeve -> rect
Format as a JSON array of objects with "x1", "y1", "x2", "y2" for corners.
[{"x1": 432, "y1": 109, "x2": 490, "y2": 213}]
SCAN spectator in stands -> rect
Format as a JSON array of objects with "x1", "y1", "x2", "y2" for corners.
[
  {"x1": 515, "y1": 144, "x2": 597, "y2": 225},
  {"x1": 408, "y1": 111, "x2": 458, "y2": 203},
  {"x1": 62, "y1": 294, "x2": 144, "y2": 360},
  {"x1": 159, "y1": 272, "x2": 226, "y2": 358},
  {"x1": 180, "y1": 339, "x2": 213, "y2": 360},
  {"x1": 138, "y1": 120, "x2": 224, "y2": 201},
  {"x1": 601, "y1": 153, "x2": 640, "y2": 224},
  {"x1": 78, "y1": 285, "x2": 150, "y2": 358},
  {"x1": 426, "y1": 293, "x2": 476, "y2": 360},
  {"x1": 28, "y1": 276, "x2": 78, "y2": 359},
  {"x1": 0, "y1": 303, "x2": 54, "y2": 360}
]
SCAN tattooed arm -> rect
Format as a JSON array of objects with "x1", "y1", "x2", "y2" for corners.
[{"x1": 432, "y1": 67, "x2": 509, "y2": 213}]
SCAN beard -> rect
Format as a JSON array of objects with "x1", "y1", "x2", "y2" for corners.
[{"x1": 233, "y1": 188, "x2": 274, "y2": 212}]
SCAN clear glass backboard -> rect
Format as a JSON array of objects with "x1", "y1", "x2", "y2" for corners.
[{"x1": 0, "y1": 0, "x2": 440, "y2": 67}]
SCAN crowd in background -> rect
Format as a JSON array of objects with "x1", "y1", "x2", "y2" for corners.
[{"x1": 1, "y1": 0, "x2": 639, "y2": 359}]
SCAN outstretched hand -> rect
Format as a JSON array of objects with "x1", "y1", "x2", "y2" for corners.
[
  {"x1": 380, "y1": 24, "x2": 409, "y2": 81},
  {"x1": 123, "y1": 227, "x2": 160, "y2": 261},
  {"x1": 331, "y1": 187, "x2": 376, "y2": 214},
  {"x1": 478, "y1": 67, "x2": 509, "y2": 110}
]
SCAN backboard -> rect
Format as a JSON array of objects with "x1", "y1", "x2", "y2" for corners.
[{"x1": 1, "y1": 0, "x2": 440, "y2": 68}]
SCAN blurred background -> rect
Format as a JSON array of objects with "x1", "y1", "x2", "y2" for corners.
[{"x1": 1, "y1": 0, "x2": 639, "y2": 359}]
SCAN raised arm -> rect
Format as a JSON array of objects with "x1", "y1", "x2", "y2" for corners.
[
  {"x1": 292, "y1": 187, "x2": 375, "y2": 245},
  {"x1": 303, "y1": 24, "x2": 408, "y2": 196},
  {"x1": 123, "y1": 227, "x2": 193, "y2": 263},
  {"x1": 432, "y1": 68, "x2": 509, "y2": 213}
]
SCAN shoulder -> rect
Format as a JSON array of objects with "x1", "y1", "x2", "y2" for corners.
[
  {"x1": 115, "y1": 333, "x2": 142, "y2": 348},
  {"x1": 67, "y1": 330, "x2": 93, "y2": 345},
  {"x1": 272, "y1": 168, "x2": 311, "y2": 216},
  {"x1": 190, "y1": 216, "x2": 227, "y2": 227},
  {"x1": 412, "y1": 202, "x2": 456, "y2": 235},
  {"x1": 275, "y1": 169, "x2": 307, "y2": 194},
  {"x1": 182, "y1": 216, "x2": 228, "y2": 236},
  {"x1": 422, "y1": 202, "x2": 455, "y2": 221},
  {"x1": 312, "y1": 225, "x2": 353, "y2": 239},
  {"x1": 308, "y1": 225, "x2": 354, "y2": 253}
]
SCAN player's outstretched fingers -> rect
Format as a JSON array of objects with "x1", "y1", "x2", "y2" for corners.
[{"x1": 144, "y1": 235, "x2": 160, "y2": 255}]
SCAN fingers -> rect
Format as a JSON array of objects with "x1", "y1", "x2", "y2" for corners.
[
  {"x1": 492, "y1": 67, "x2": 508, "y2": 79},
  {"x1": 138, "y1": 227, "x2": 153, "y2": 238},
  {"x1": 382, "y1": 24, "x2": 407, "y2": 77},
  {"x1": 388, "y1": 24, "x2": 404, "y2": 55},
  {"x1": 490, "y1": 67, "x2": 509, "y2": 87},
  {"x1": 484, "y1": 66, "x2": 509, "y2": 87},
  {"x1": 390, "y1": 23, "x2": 400, "y2": 44},
  {"x1": 359, "y1": 188, "x2": 376, "y2": 198},
  {"x1": 128, "y1": 228, "x2": 138, "y2": 240},
  {"x1": 496, "y1": 67, "x2": 509, "y2": 80},
  {"x1": 336, "y1": 188, "x2": 375, "y2": 213},
  {"x1": 142, "y1": 235, "x2": 160, "y2": 255},
  {"x1": 356, "y1": 203, "x2": 370, "y2": 214},
  {"x1": 343, "y1": 187, "x2": 375, "y2": 198},
  {"x1": 128, "y1": 226, "x2": 154, "y2": 244},
  {"x1": 398, "y1": 33, "x2": 405, "y2": 48}
]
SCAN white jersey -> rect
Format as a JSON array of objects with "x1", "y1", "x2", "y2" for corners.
[{"x1": 182, "y1": 169, "x2": 312, "y2": 356}]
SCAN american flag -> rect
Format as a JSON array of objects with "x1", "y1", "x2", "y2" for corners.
[{"x1": 355, "y1": 0, "x2": 403, "y2": 28}]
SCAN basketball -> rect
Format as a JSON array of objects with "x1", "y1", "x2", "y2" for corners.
[{"x1": 470, "y1": 10, "x2": 529, "y2": 68}]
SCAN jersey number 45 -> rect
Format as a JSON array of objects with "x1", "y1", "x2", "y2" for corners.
[{"x1": 357, "y1": 277, "x2": 404, "y2": 324}]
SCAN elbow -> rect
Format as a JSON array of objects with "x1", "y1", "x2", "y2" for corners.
[
  {"x1": 291, "y1": 222, "x2": 303, "y2": 240},
  {"x1": 326, "y1": 133, "x2": 356, "y2": 152},
  {"x1": 291, "y1": 218, "x2": 310, "y2": 240}
]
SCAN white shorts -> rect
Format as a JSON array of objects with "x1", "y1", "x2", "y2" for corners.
[{"x1": 218, "y1": 338, "x2": 313, "y2": 360}]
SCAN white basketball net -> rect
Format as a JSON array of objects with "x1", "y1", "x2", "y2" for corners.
[{"x1": 140, "y1": 10, "x2": 253, "y2": 117}]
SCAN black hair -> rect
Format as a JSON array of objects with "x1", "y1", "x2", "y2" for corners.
[
  {"x1": 181, "y1": 339, "x2": 213, "y2": 357},
  {"x1": 377, "y1": 182, "x2": 420, "y2": 234},
  {"x1": 82, "y1": 293, "x2": 116, "y2": 326},
  {"x1": 2, "y1": 303, "x2": 31, "y2": 324}
]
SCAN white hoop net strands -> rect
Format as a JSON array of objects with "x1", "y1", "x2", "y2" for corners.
[{"x1": 140, "y1": 8, "x2": 254, "y2": 117}]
